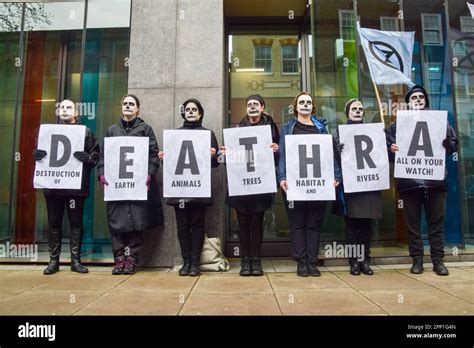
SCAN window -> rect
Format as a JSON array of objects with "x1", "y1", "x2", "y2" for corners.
[
  {"x1": 281, "y1": 44, "x2": 298, "y2": 74},
  {"x1": 424, "y1": 62, "x2": 446, "y2": 94},
  {"x1": 254, "y1": 45, "x2": 272, "y2": 73},
  {"x1": 380, "y1": 16, "x2": 399, "y2": 31},
  {"x1": 281, "y1": 106, "x2": 292, "y2": 123},
  {"x1": 339, "y1": 10, "x2": 355, "y2": 41},
  {"x1": 460, "y1": 16, "x2": 474, "y2": 33},
  {"x1": 421, "y1": 14, "x2": 443, "y2": 45}
]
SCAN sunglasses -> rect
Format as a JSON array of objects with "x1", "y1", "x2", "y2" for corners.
[{"x1": 123, "y1": 101, "x2": 136, "y2": 107}]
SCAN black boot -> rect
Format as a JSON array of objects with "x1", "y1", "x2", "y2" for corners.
[
  {"x1": 44, "y1": 228, "x2": 61, "y2": 275},
  {"x1": 410, "y1": 257, "x2": 424, "y2": 274},
  {"x1": 189, "y1": 256, "x2": 200, "y2": 277},
  {"x1": 297, "y1": 260, "x2": 309, "y2": 277},
  {"x1": 70, "y1": 228, "x2": 88, "y2": 274},
  {"x1": 307, "y1": 263, "x2": 321, "y2": 277},
  {"x1": 179, "y1": 258, "x2": 191, "y2": 276},
  {"x1": 432, "y1": 259, "x2": 449, "y2": 276},
  {"x1": 359, "y1": 260, "x2": 374, "y2": 275},
  {"x1": 251, "y1": 257, "x2": 264, "y2": 276},
  {"x1": 239, "y1": 256, "x2": 252, "y2": 276},
  {"x1": 349, "y1": 260, "x2": 361, "y2": 276}
]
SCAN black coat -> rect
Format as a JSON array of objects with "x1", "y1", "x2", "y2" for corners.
[
  {"x1": 385, "y1": 122, "x2": 458, "y2": 193},
  {"x1": 44, "y1": 126, "x2": 99, "y2": 198},
  {"x1": 97, "y1": 117, "x2": 162, "y2": 234},
  {"x1": 332, "y1": 121, "x2": 383, "y2": 219},
  {"x1": 165, "y1": 121, "x2": 220, "y2": 207},
  {"x1": 225, "y1": 113, "x2": 280, "y2": 214}
]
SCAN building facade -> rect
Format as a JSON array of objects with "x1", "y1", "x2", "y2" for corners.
[{"x1": 1, "y1": 0, "x2": 473, "y2": 266}]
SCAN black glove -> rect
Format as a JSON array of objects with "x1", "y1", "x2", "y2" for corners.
[
  {"x1": 336, "y1": 143, "x2": 345, "y2": 154},
  {"x1": 73, "y1": 151, "x2": 90, "y2": 163},
  {"x1": 442, "y1": 138, "x2": 451, "y2": 149},
  {"x1": 33, "y1": 149, "x2": 47, "y2": 161}
]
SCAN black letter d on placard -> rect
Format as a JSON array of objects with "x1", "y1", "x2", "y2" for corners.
[{"x1": 49, "y1": 134, "x2": 71, "y2": 167}]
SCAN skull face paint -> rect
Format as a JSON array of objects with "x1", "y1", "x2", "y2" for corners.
[
  {"x1": 122, "y1": 96, "x2": 139, "y2": 120},
  {"x1": 246, "y1": 99, "x2": 264, "y2": 118},
  {"x1": 184, "y1": 101, "x2": 202, "y2": 122},
  {"x1": 296, "y1": 94, "x2": 313, "y2": 116},
  {"x1": 58, "y1": 99, "x2": 77, "y2": 124},
  {"x1": 348, "y1": 101, "x2": 364, "y2": 122},
  {"x1": 409, "y1": 91, "x2": 426, "y2": 111}
]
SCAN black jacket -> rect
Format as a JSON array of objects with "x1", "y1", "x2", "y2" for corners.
[
  {"x1": 385, "y1": 122, "x2": 457, "y2": 192},
  {"x1": 332, "y1": 120, "x2": 383, "y2": 219},
  {"x1": 165, "y1": 119, "x2": 220, "y2": 207},
  {"x1": 97, "y1": 117, "x2": 162, "y2": 234},
  {"x1": 44, "y1": 126, "x2": 99, "y2": 198},
  {"x1": 225, "y1": 113, "x2": 280, "y2": 214}
]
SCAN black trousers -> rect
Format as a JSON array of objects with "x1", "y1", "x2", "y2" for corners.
[
  {"x1": 111, "y1": 231, "x2": 144, "y2": 262},
  {"x1": 174, "y1": 205, "x2": 206, "y2": 263},
  {"x1": 345, "y1": 217, "x2": 372, "y2": 263},
  {"x1": 237, "y1": 211, "x2": 265, "y2": 258},
  {"x1": 285, "y1": 198, "x2": 327, "y2": 264},
  {"x1": 45, "y1": 196, "x2": 85, "y2": 230},
  {"x1": 400, "y1": 188, "x2": 447, "y2": 260}
]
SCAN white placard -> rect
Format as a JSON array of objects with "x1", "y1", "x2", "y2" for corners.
[
  {"x1": 339, "y1": 123, "x2": 390, "y2": 193},
  {"x1": 285, "y1": 134, "x2": 335, "y2": 201},
  {"x1": 33, "y1": 124, "x2": 86, "y2": 189},
  {"x1": 163, "y1": 129, "x2": 211, "y2": 198},
  {"x1": 223, "y1": 125, "x2": 277, "y2": 197},
  {"x1": 104, "y1": 136, "x2": 149, "y2": 201},
  {"x1": 394, "y1": 110, "x2": 447, "y2": 180}
]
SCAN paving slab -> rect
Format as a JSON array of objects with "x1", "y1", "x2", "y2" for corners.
[
  {"x1": 191, "y1": 273, "x2": 273, "y2": 295},
  {"x1": 267, "y1": 272, "x2": 350, "y2": 290}
]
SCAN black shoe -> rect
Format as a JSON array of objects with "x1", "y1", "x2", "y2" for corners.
[
  {"x1": 179, "y1": 261, "x2": 191, "y2": 276},
  {"x1": 432, "y1": 259, "x2": 449, "y2": 276},
  {"x1": 43, "y1": 259, "x2": 60, "y2": 275},
  {"x1": 71, "y1": 261, "x2": 89, "y2": 274},
  {"x1": 349, "y1": 262, "x2": 361, "y2": 276},
  {"x1": 410, "y1": 258, "x2": 424, "y2": 274},
  {"x1": 189, "y1": 264, "x2": 200, "y2": 277},
  {"x1": 70, "y1": 228, "x2": 88, "y2": 273},
  {"x1": 251, "y1": 257, "x2": 264, "y2": 276},
  {"x1": 123, "y1": 259, "x2": 137, "y2": 275},
  {"x1": 359, "y1": 260, "x2": 374, "y2": 275},
  {"x1": 239, "y1": 257, "x2": 252, "y2": 276},
  {"x1": 297, "y1": 261, "x2": 309, "y2": 277},
  {"x1": 307, "y1": 263, "x2": 321, "y2": 277},
  {"x1": 112, "y1": 260, "x2": 126, "y2": 275}
]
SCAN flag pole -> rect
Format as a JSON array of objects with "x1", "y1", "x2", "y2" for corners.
[{"x1": 372, "y1": 81, "x2": 385, "y2": 126}]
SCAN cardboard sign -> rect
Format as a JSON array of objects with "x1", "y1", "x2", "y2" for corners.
[
  {"x1": 104, "y1": 136, "x2": 149, "y2": 201},
  {"x1": 339, "y1": 123, "x2": 390, "y2": 193},
  {"x1": 33, "y1": 124, "x2": 86, "y2": 190},
  {"x1": 394, "y1": 110, "x2": 447, "y2": 180},
  {"x1": 163, "y1": 129, "x2": 211, "y2": 198}
]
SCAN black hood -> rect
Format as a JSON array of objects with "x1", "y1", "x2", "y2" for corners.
[
  {"x1": 405, "y1": 84, "x2": 430, "y2": 109},
  {"x1": 180, "y1": 98, "x2": 204, "y2": 126}
]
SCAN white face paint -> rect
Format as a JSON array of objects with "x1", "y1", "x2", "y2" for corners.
[
  {"x1": 58, "y1": 100, "x2": 77, "y2": 124},
  {"x1": 184, "y1": 102, "x2": 201, "y2": 122},
  {"x1": 409, "y1": 91, "x2": 426, "y2": 111},
  {"x1": 348, "y1": 101, "x2": 364, "y2": 122},
  {"x1": 296, "y1": 95, "x2": 313, "y2": 116},
  {"x1": 122, "y1": 96, "x2": 139, "y2": 120},
  {"x1": 246, "y1": 99, "x2": 264, "y2": 118}
]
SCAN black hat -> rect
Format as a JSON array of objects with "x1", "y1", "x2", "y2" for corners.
[
  {"x1": 180, "y1": 98, "x2": 204, "y2": 120},
  {"x1": 344, "y1": 98, "x2": 362, "y2": 118},
  {"x1": 405, "y1": 85, "x2": 430, "y2": 109},
  {"x1": 246, "y1": 94, "x2": 265, "y2": 107}
]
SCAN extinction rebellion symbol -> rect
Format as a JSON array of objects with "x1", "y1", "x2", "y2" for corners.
[{"x1": 368, "y1": 41, "x2": 404, "y2": 73}]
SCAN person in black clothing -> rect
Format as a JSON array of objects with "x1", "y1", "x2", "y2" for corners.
[
  {"x1": 221, "y1": 94, "x2": 280, "y2": 276},
  {"x1": 159, "y1": 98, "x2": 220, "y2": 277},
  {"x1": 333, "y1": 99, "x2": 382, "y2": 276},
  {"x1": 97, "y1": 94, "x2": 161, "y2": 275},
  {"x1": 278, "y1": 92, "x2": 342, "y2": 277},
  {"x1": 33, "y1": 99, "x2": 99, "y2": 275},
  {"x1": 385, "y1": 85, "x2": 458, "y2": 276}
]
